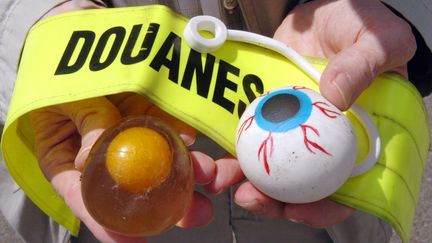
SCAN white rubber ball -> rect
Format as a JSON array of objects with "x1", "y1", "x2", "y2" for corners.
[{"x1": 235, "y1": 86, "x2": 357, "y2": 203}]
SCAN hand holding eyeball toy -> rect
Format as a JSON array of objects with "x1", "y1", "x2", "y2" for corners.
[{"x1": 184, "y1": 15, "x2": 381, "y2": 203}]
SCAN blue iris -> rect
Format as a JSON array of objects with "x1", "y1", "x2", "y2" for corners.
[{"x1": 254, "y1": 89, "x2": 312, "y2": 132}]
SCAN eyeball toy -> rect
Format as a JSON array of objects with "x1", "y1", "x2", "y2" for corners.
[
  {"x1": 236, "y1": 86, "x2": 357, "y2": 203},
  {"x1": 183, "y1": 15, "x2": 379, "y2": 204},
  {"x1": 81, "y1": 116, "x2": 193, "y2": 236}
]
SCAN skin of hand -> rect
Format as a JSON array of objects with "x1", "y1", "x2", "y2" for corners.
[
  {"x1": 33, "y1": 3, "x2": 216, "y2": 241},
  {"x1": 275, "y1": 0, "x2": 416, "y2": 110},
  {"x1": 29, "y1": 93, "x2": 216, "y2": 243},
  {"x1": 207, "y1": 0, "x2": 417, "y2": 228}
]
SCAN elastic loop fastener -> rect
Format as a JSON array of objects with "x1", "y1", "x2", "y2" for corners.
[{"x1": 183, "y1": 15, "x2": 228, "y2": 53}]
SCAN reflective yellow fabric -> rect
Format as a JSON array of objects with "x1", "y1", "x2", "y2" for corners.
[{"x1": 1, "y1": 6, "x2": 429, "y2": 242}]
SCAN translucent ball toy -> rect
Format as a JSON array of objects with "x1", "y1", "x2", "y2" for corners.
[{"x1": 81, "y1": 116, "x2": 193, "y2": 236}]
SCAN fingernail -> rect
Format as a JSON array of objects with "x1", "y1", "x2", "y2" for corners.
[
  {"x1": 208, "y1": 175, "x2": 225, "y2": 195},
  {"x1": 75, "y1": 146, "x2": 91, "y2": 171},
  {"x1": 75, "y1": 129, "x2": 105, "y2": 171},
  {"x1": 235, "y1": 198, "x2": 266, "y2": 214},
  {"x1": 287, "y1": 217, "x2": 304, "y2": 224},
  {"x1": 330, "y1": 73, "x2": 353, "y2": 110},
  {"x1": 233, "y1": 185, "x2": 266, "y2": 213},
  {"x1": 180, "y1": 134, "x2": 196, "y2": 146}
]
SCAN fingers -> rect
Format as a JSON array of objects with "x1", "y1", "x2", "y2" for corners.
[
  {"x1": 234, "y1": 182, "x2": 284, "y2": 219},
  {"x1": 320, "y1": 6, "x2": 416, "y2": 110},
  {"x1": 50, "y1": 170, "x2": 147, "y2": 243},
  {"x1": 30, "y1": 97, "x2": 121, "y2": 177},
  {"x1": 106, "y1": 92, "x2": 153, "y2": 116},
  {"x1": 174, "y1": 152, "x2": 215, "y2": 228},
  {"x1": 233, "y1": 182, "x2": 354, "y2": 227},
  {"x1": 57, "y1": 97, "x2": 121, "y2": 171},
  {"x1": 205, "y1": 156, "x2": 245, "y2": 194},
  {"x1": 29, "y1": 108, "x2": 80, "y2": 179},
  {"x1": 146, "y1": 106, "x2": 197, "y2": 146},
  {"x1": 283, "y1": 198, "x2": 355, "y2": 228},
  {"x1": 274, "y1": 0, "x2": 417, "y2": 111},
  {"x1": 190, "y1": 151, "x2": 216, "y2": 185},
  {"x1": 108, "y1": 93, "x2": 197, "y2": 146},
  {"x1": 176, "y1": 191, "x2": 214, "y2": 228}
]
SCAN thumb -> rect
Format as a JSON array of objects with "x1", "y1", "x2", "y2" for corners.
[
  {"x1": 58, "y1": 97, "x2": 121, "y2": 171},
  {"x1": 319, "y1": 30, "x2": 415, "y2": 111}
]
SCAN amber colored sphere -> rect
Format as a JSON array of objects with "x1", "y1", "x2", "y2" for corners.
[
  {"x1": 81, "y1": 116, "x2": 194, "y2": 236},
  {"x1": 106, "y1": 127, "x2": 173, "y2": 193}
]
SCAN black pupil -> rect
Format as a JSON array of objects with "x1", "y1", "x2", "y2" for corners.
[{"x1": 261, "y1": 93, "x2": 300, "y2": 123}]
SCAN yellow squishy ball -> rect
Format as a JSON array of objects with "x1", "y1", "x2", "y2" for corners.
[{"x1": 106, "y1": 127, "x2": 172, "y2": 193}]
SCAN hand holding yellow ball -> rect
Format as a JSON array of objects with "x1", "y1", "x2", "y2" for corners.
[{"x1": 81, "y1": 116, "x2": 194, "y2": 236}]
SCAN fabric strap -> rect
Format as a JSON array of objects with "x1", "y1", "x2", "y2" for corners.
[{"x1": 1, "y1": 6, "x2": 428, "y2": 242}]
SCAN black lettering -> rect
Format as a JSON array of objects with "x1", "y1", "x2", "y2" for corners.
[
  {"x1": 149, "y1": 32, "x2": 181, "y2": 83},
  {"x1": 121, "y1": 23, "x2": 160, "y2": 65},
  {"x1": 213, "y1": 60, "x2": 239, "y2": 113},
  {"x1": 90, "y1": 26, "x2": 126, "y2": 71},
  {"x1": 243, "y1": 74, "x2": 264, "y2": 102},
  {"x1": 237, "y1": 100, "x2": 247, "y2": 118},
  {"x1": 55, "y1": 31, "x2": 95, "y2": 75},
  {"x1": 237, "y1": 74, "x2": 264, "y2": 117},
  {"x1": 181, "y1": 49, "x2": 215, "y2": 98}
]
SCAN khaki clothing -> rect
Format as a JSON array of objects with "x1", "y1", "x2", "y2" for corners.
[
  {"x1": 384, "y1": 0, "x2": 432, "y2": 50},
  {"x1": 1, "y1": 0, "x2": 430, "y2": 242}
]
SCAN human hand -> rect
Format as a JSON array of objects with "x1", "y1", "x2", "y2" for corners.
[
  {"x1": 270, "y1": 0, "x2": 416, "y2": 226},
  {"x1": 205, "y1": 156, "x2": 354, "y2": 228},
  {"x1": 206, "y1": 0, "x2": 417, "y2": 228},
  {"x1": 29, "y1": 93, "x2": 216, "y2": 242},
  {"x1": 274, "y1": 0, "x2": 416, "y2": 111}
]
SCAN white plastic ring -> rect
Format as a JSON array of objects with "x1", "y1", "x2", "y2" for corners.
[
  {"x1": 350, "y1": 104, "x2": 381, "y2": 177},
  {"x1": 183, "y1": 15, "x2": 228, "y2": 53}
]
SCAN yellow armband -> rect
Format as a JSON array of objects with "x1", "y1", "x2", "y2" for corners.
[{"x1": 1, "y1": 5, "x2": 429, "y2": 242}]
